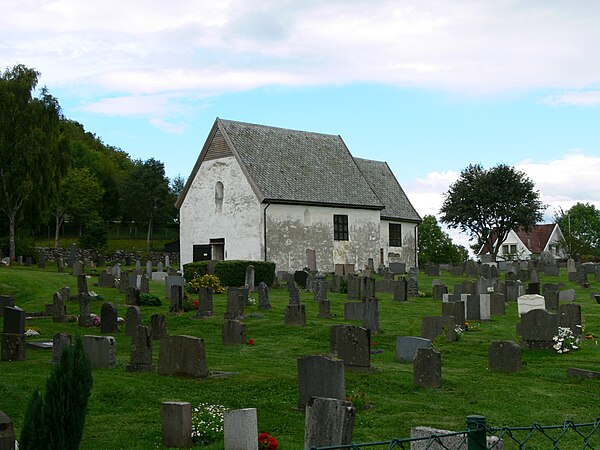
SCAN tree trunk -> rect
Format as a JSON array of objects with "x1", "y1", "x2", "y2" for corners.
[
  {"x1": 9, "y1": 212, "x2": 16, "y2": 260},
  {"x1": 146, "y1": 217, "x2": 153, "y2": 251},
  {"x1": 54, "y1": 213, "x2": 62, "y2": 248}
]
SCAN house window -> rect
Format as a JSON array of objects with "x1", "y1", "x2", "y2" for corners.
[
  {"x1": 333, "y1": 215, "x2": 348, "y2": 241},
  {"x1": 502, "y1": 245, "x2": 509, "y2": 254},
  {"x1": 510, "y1": 244, "x2": 517, "y2": 254},
  {"x1": 389, "y1": 223, "x2": 402, "y2": 247}
]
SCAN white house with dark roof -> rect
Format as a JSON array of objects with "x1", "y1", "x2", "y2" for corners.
[{"x1": 176, "y1": 118, "x2": 422, "y2": 272}]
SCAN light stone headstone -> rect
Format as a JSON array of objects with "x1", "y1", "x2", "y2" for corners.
[
  {"x1": 517, "y1": 294, "x2": 546, "y2": 316},
  {"x1": 306, "y1": 249, "x2": 317, "y2": 272},
  {"x1": 479, "y1": 294, "x2": 491, "y2": 321},
  {"x1": 558, "y1": 289, "x2": 576, "y2": 301},
  {"x1": 224, "y1": 408, "x2": 258, "y2": 450}
]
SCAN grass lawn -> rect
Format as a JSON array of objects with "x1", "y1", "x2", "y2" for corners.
[{"x1": 1, "y1": 265, "x2": 600, "y2": 449}]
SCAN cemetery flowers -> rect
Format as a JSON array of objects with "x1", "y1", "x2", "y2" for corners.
[
  {"x1": 553, "y1": 327, "x2": 581, "y2": 354},
  {"x1": 190, "y1": 402, "x2": 226, "y2": 444},
  {"x1": 258, "y1": 432, "x2": 279, "y2": 450}
]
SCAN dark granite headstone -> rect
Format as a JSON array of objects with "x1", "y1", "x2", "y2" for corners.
[
  {"x1": 488, "y1": 340, "x2": 521, "y2": 372},
  {"x1": 413, "y1": 348, "x2": 442, "y2": 388},
  {"x1": 297, "y1": 355, "x2": 345, "y2": 409}
]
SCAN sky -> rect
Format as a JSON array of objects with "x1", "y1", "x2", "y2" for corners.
[{"x1": 2, "y1": 0, "x2": 600, "y2": 250}]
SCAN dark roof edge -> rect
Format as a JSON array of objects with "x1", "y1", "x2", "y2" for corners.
[
  {"x1": 381, "y1": 216, "x2": 422, "y2": 224},
  {"x1": 262, "y1": 199, "x2": 384, "y2": 211}
]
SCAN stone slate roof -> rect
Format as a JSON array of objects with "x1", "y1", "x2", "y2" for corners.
[
  {"x1": 218, "y1": 119, "x2": 384, "y2": 209},
  {"x1": 354, "y1": 158, "x2": 422, "y2": 223}
]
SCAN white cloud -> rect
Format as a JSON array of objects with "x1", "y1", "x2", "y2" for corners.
[
  {"x1": 4, "y1": 0, "x2": 600, "y2": 118},
  {"x1": 149, "y1": 118, "x2": 186, "y2": 134}
]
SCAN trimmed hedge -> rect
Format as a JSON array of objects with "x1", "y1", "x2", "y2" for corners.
[{"x1": 184, "y1": 260, "x2": 275, "y2": 287}]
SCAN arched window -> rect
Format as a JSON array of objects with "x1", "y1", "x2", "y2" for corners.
[
  {"x1": 215, "y1": 181, "x2": 224, "y2": 213},
  {"x1": 303, "y1": 208, "x2": 311, "y2": 227}
]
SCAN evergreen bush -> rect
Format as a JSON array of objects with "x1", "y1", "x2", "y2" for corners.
[{"x1": 20, "y1": 336, "x2": 93, "y2": 450}]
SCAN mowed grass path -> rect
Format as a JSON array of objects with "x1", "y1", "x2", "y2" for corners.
[{"x1": 1, "y1": 265, "x2": 600, "y2": 449}]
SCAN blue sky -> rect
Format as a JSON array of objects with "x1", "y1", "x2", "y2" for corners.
[{"x1": 3, "y1": 0, "x2": 600, "y2": 248}]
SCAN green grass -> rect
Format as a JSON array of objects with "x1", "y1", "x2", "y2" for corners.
[{"x1": 1, "y1": 265, "x2": 600, "y2": 449}]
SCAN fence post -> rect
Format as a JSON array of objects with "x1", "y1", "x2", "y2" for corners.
[{"x1": 467, "y1": 415, "x2": 487, "y2": 449}]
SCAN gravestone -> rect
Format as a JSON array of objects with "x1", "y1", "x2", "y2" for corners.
[
  {"x1": 432, "y1": 284, "x2": 448, "y2": 302},
  {"x1": 51, "y1": 292, "x2": 67, "y2": 323},
  {"x1": 158, "y1": 335, "x2": 208, "y2": 378},
  {"x1": 488, "y1": 340, "x2": 521, "y2": 372},
  {"x1": 517, "y1": 294, "x2": 545, "y2": 316},
  {"x1": 72, "y1": 260, "x2": 84, "y2": 277},
  {"x1": 413, "y1": 348, "x2": 442, "y2": 388},
  {"x1": 330, "y1": 325, "x2": 370, "y2": 369},
  {"x1": 347, "y1": 274, "x2": 359, "y2": 300},
  {"x1": 442, "y1": 301, "x2": 465, "y2": 329},
  {"x1": 319, "y1": 298, "x2": 331, "y2": 318},
  {"x1": 294, "y1": 270, "x2": 309, "y2": 289},
  {"x1": 222, "y1": 319, "x2": 246, "y2": 345},
  {"x1": 544, "y1": 289, "x2": 559, "y2": 311},
  {"x1": 78, "y1": 294, "x2": 93, "y2": 327},
  {"x1": 407, "y1": 277, "x2": 419, "y2": 298},
  {"x1": 559, "y1": 303, "x2": 582, "y2": 336},
  {"x1": 331, "y1": 275, "x2": 342, "y2": 293},
  {"x1": 314, "y1": 279, "x2": 328, "y2": 303},
  {"x1": 68, "y1": 243, "x2": 77, "y2": 267},
  {"x1": 479, "y1": 294, "x2": 491, "y2": 321},
  {"x1": 77, "y1": 273, "x2": 88, "y2": 294},
  {"x1": 224, "y1": 289, "x2": 244, "y2": 320},
  {"x1": 558, "y1": 289, "x2": 576, "y2": 302},
  {"x1": 82, "y1": 335, "x2": 117, "y2": 369},
  {"x1": 52, "y1": 332, "x2": 71, "y2": 364},
  {"x1": 118, "y1": 273, "x2": 129, "y2": 294},
  {"x1": 164, "y1": 275, "x2": 185, "y2": 300},
  {"x1": 257, "y1": 282, "x2": 271, "y2": 310},
  {"x1": 421, "y1": 316, "x2": 456, "y2": 342},
  {"x1": 464, "y1": 294, "x2": 480, "y2": 321},
  {"x1": 1, "y1": 306, "x2": 26, "y2": 362},
  {"x1": 305, "y1": 273, "x2": 315, "y2": 293},
  {"x1": 224, "y1": 408, "x2": 258, "y2": 450},
  {"x1": 567, "y1": 258, "x2": 577, "y2": 274},
  {"x1": 228, "y1": 286, "x2": 249, "y2": 306},
  {"x1": 526, "y1": 282, "x2": 541, "y2": 295},
  {"x1": 161, "y1": 402, "x2": 193, "y2": 449},
  {"x1": 288, "y1": 282, "x2": 301, "y2": 305},
  {"x1": 450, "y1": 265, "x2": 463, "y2": 276},
  {"x1": 98, "y1": 271, "x2": 115, "y2": 288},
  {"x1": 0, "y1": 296, "x2": 14, "y2": 317},
  {"x1": 125, "y1": 286, "x2": 140, "y2": 306},
  {"x1": 125, "y1": 306, "x2": 142, "y2": 337},
  {"x1": 529, "y1": 269, "x2": 539, "y2": 284},
  {"x1": 297, "y1": 355, "x2": 345, "y2": 409},
  {"x1": 126, "y1": 325, "x2": 154, "y2": 372},
  {"x1": 285, "y1": 304, "x2": 306, "y2": 326},
  {"x1": 517, "y1": 309, "x2": 558, "y2": 350},
  {"x1": 389, "y1": 262, "x2": 405, "y2": 274},
  {"x1": 151, "y1": 314, "x2": 168, "y2": 340},
  {"x1": 145, "y1": 260, "x2": 153, "y2": 276},
  {"x1": 100, "y1": 302, "x2": 118, "y2": 333},
  {"x1": 304, "y1": 397, "x2": 355, "y2": 448},
  {"x1": 135, "y1": 260, "x2": 141, "y2": 272},
  {"x1": 362, "y1": 298, "x2": 380, "y2": 333},
  {"x1": 544, "y1": 264, "x2": 560, "y2": 276},
  {"x1": 196, "y1": 287, "x2": 214, "y2": 318},
  {"x1": 169, "y1": 285, "x2": 183, "y2": 313},
  {"x1": 344, "y1": 302, "x2": 364, "y2": 321},
  {"x1": 395, "y1": 336, "x2": 432, "y2": 363},
  {"x1": 0, "y1": 410, "x2": 15, "y2": 450},
  {"x1": 112, "y1": 263, "x2": 121, "y2": 279},
  {"x1": 245, "y1": 265, "x2": 255, "y2": 291},
  {"x1": 393, "y1": 278, "x2": 407, "y2": 302},
  {"x1": 56, "y1": 257, "x2": 65, "y2": 273},
  {"x1": 490, "y1": 293, "x2": 506, "y2": 316},
  {"x1": 139, "y1": 275, "x2": 149, "y2": 294}
]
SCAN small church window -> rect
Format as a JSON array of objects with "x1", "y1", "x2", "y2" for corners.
[
  {"x1": 334, "y1": 214, "x2": 348, "y2": 241},
  {"x1": 304, "y1": 209, "x2": 311, "y2": 227},
  {"x1": 215, "y1": 181, "x2": 224, "y2": 213},
  {"x1": 389, "y1": 223, "x2": 402, "y2": 247}
]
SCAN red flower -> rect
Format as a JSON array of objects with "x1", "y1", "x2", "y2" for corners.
[
  {"x1": 192, "y1": 300, "x2": 200, "y2": 310},
  {"x1": 245, "y1": 339, "x2": 255, "y2": 346},
  {"x1": 258, "y1": 432, "x2": 278, "y2": 450}
]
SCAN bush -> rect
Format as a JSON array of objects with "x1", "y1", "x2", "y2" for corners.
[
  {"x1": 214, "y1": 260, "x2": 275, "y2": 287},
  {"x1": 139, "y1": 293, "x2": 162, "y2": 306},
  {"x1": 187, "y1": 274, "x2": 225, "y2": 294},
  {"x1": 183, "y1": 261, "x2": 209, "y2": 282},
  {"x1": 79, "y1": 218, "x2": 108, "y2": 251},
  {"x1": 20, "y1": 336, "x2": 93, "y2": 450}
]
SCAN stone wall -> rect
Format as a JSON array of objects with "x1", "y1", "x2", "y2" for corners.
[{"x1": 35, "y1": 247, "x2": 180, "y2": 267}]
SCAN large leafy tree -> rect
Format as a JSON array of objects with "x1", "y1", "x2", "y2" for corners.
[
  {"x1": 440, "y1": 164, "x2": 544, "y2": 259},
  {"x1": 554, "y1": 202, "x2": 600, "y2": 260},
  {"x1": 50, "y1": 167, "x2": 104, "y2": 247},
  {"x1": 418, "y1": 215, "x2": 468, "y2": 265},
  {"x1": 0, "y1": 65, "x2": 66, "y2": 259},
  {"x1": 120, "y1": 158, "x2": 171, "y2": 250}
]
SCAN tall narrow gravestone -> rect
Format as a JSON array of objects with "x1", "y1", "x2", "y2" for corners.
[
  {"x1": 100, "y1": 303, "x2": 119, "y2": 333},
  {"x1": 126, "y1": 325, "x2": 154, "y2": 373},
  {"x1": 413, "y1": 347, "x2": 442, "y2": 388},
  {"x1": 1, "y1": 306, "x2": 26, "y2": 361}
]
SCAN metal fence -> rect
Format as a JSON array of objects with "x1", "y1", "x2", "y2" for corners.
[{"x1": 309, "y1": 416, "x2": 600, "y2": 450}]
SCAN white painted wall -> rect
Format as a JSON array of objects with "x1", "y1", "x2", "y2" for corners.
[
  {"x1": 265, "y1": 204, "x2": 381, "y2": 272},
  {"x1": 380, "y1": 219, "x2": 419, "y2": 269},
  {"x1": 179, "y1": 156, "x2": 262, "y2": 266}
]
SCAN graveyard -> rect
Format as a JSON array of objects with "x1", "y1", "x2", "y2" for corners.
[{"x1": 1, "y1": 260, "x2": 600, "y2": 449}]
